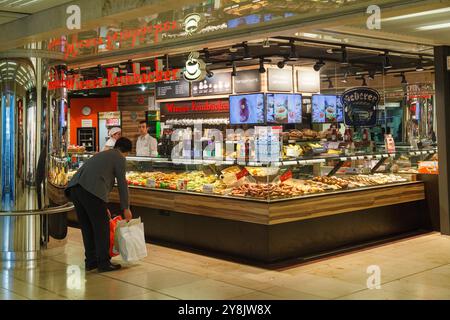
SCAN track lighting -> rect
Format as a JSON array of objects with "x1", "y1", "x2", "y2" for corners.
[
  {"x1": 262, "y1": 38, "x2": 271, "y2": 48},
  {"x1": 368, "y1": 70, "x2": 375, "y2": 80},
  {"x1": 340, "y1": 46, "x2": 349, "y2": 66},
  {"x1": 313, "y1": 59, "x2": 325, "y2": 72},
  {"x1": 357, "y1": 76, "x2": 368, "y2": 86},
  {"x1": 341, "y1": 72, "x2": 348, "y2": 83},
  {"x1": 243, "y1": 42, "x2": 252, "y2": 61},
  {"x1": 206, "y1": 68, "x2": 214, "y2": 78},
  {"x1": 416, "y1": 56, "x2": 424, "y2": 71},
  {"x1": 203, "y1": 48, "x2": 212, "y2": 65},
  {"x1": 231, "y1": 61, "x2": 237, "y2": 77},
  {"x1": 400, "y1": 72, "x2": 408, "y2": 85},
  {"x1": 259, "y1": 58, "x2": 266, "y2": 73},
  {"x1": 382, "y1": 51, "x2": 392, "y2": 69}
]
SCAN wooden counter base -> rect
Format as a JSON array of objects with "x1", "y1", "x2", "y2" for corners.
[
  {"x1": 110, "y1": 182, "x2": 425, "y2": 225},
  {"x1": 103, "y1": 182, "x2": 431, "y2": 262}
]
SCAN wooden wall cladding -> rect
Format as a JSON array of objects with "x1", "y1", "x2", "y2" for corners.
[
  {"x1": 121, "y1": 110, "x2": 147, "y2": 154},
  {"x1": 109, "y1": 182, "x2": 425, "y2": 225},
  {"x1": 118, "y1": 91, "x2": 150, "y2": 111}
]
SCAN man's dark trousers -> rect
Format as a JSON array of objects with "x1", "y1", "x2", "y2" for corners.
[{"x1": 69, "y1": 184, "x2": 110, "y2": 268}]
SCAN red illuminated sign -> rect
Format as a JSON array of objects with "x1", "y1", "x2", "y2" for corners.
[
  {"x1": 48, "y1": 61, "x2": 180, "y2": 91},
  {"x1": 161, "y1": 99, "x2": 229, "y2": 114},
  {"x1": 49, "y1": 21, "x2": 178, "y2": 59}
]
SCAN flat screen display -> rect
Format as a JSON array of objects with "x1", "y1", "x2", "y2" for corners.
[
  {"x1": 229, "y1": 94, "x2": 265, "y2": 125},
  {"x1": 266, "y1": 93, "x2": 302, "y2": 124},
  {"x1": 312, "y1": 94, "x2": 343, "y2": 123}
]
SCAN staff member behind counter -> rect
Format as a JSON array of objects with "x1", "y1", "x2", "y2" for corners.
[{"x1": 136, "y1": 120, "x2": 158, "y2": 157}]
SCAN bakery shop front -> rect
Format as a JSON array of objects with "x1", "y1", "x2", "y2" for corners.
[{"x1": 39, "y1": 0, "x2": 445, "y2": 263}]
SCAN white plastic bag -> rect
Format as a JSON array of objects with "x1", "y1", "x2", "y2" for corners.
[{"x1": 114, "y1": 217, "x2": 148, "y2": 262}]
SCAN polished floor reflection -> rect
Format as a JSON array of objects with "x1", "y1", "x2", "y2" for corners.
[{"x1": 1, "y1": 228, "x2": 450, "y2": 300}]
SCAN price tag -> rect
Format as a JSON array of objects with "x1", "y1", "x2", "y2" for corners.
[
  {"x1": 280, "y1": 170, "x2": 293, "y2": 182},
  {"x1": 237, "y1": 161, "x2": 246, "y2": 166},
  {"x1": 340, "y1": 157, "x2": 348, "y2": 162},
  {"x1": 146, "y1": 179, "x2": 156, "y2": 188},
  {"x1": 202, "y1": 184, "x2": 214, "y2": 194},
  {"x1": 248, "y1": 161, "x2": 263, "y2": 167},
  {"x1": 235, "y1": 168, "x2": 250, "y2": 180},
  {"x1": 282, "y1": 161, "x2": 298, "y2": 166},
  {"x1": 383, "y1": 154, "x2": 389, "y2": 158},
  {"x1": 350, "y1": 156, "x2": 357, "y2": 161},
  {"x1": 357, "y1": 156, "x2": 365, "y2": 160},
  {"x1": 375, "y1": 155, "x2": 382, "y2": 159},
  {"x1": 298, "y1": 160, "x2": 307, "y2": 165},
  {"x1": 416, "y1": 151, "x2": 422, "y2": 156}
]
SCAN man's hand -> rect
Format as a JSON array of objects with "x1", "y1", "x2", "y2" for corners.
[{"x1": 124, "y1": 208, "x2": 133, "y2": 222}]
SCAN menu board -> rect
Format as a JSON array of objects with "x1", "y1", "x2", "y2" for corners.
[
  {"x1": 267, "y1": 68, "x2": 293, "y2": 92},
  {"x1": 234, "y1": 70, "x2": 261, "y2": 93},
  {"x1": 192, "y1": 72, "x2": 232, "y2": 96},
  {"x1": 156, "y1": 79, "x2": 190, "y2": 100}
]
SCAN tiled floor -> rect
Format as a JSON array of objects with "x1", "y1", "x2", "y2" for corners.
[{"x1": 1, "y1": 228, "x2": 450, "y2": 300}]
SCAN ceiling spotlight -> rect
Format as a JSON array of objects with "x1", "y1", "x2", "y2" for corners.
[
  {"x1": 262, "y1": 38, "x2": 271, "y2": 48},
  {"x1": 259, "y1": 58, "x2": 266, "y2": 73},
  {"x1": 140, "y1": 85, "x2": 147, "y2": 92},
  {"x1": 328, "y1": 77, "x2": 333, "y2": 89},
  {"x1": 203, "y1": 48, "x2": 212, "y2": 65},
  {"x1": 243, "y1": 42, "x2": 252, "y2": 61},
  {"x1": 206, "y1": 68, "x2": 214, "y2": 78},
  {"x1": 341, "y1": 72, "x2": 348, "y2": 83},
  {"x1": 340, "y1": 46, "x2": 349, "y2": 66},
  {"x1": 313, "y1": 59, "x2": 325, "y2": 72},
  {"x1": 400, "y1": 72, "x2": 408, "y2": 85},
  {"x1": 231, "y1": 61, "x2": 237, "y2": 77},
  {"x1": 416, "y1": 56, "x2": 425, "y2": 71},
  {"x1": 277, "y1": 59, "x2": 286, "y2": 69},
  {"x1": 382, "y1": 51, "x2": 392, "y2": 69},
  {"x1": 358, "y1": 76, "x2": 368, "y2": 86},
  {"x1": 368, "y1": 70, "x2": 376, "y2": 80}
]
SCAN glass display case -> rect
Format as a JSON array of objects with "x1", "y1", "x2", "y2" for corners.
[{"x1": 122, "y1": 147, "x2": 437, "y2": 202}]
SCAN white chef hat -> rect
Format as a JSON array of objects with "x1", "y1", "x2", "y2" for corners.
[{"x1": 109, "y1": 127, "x2": 122, "y2": 137}]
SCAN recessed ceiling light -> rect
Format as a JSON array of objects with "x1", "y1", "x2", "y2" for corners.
[{"x1": 417, "y1": 22, "x2": 450, "y2": 31}]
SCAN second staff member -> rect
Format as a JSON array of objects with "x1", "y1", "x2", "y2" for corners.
[{"x1": 136, "y1": 120, "x2": 158, "y2": 157}]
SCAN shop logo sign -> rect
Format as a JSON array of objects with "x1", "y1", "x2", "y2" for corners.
[
  {"x1": 367, "y1": 265, "x2": 381, "y2": 289},
  {"x1": 366, "y1": 5, "x2": 381, "y2": 30},
  {"x1": 184, "y1": 13, "x2": 203, "y2": 35},
  {"x1": 66, "y1": 5, "x2": 81, "y2": 30},
  {"x1": 183, "y1": 52, "x2": 206, "y2": 82},
  {"x1": 342, "y1": 87, "x2": 380, "y2": 127}
]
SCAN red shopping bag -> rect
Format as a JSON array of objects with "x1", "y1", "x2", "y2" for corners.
[{"x1": 109, "y1": 216, "x2": 123, "y2": 257}]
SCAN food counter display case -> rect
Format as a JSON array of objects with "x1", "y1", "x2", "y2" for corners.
[{"x1": 103, "y1": 147, "x2": 436, "y2": 263}]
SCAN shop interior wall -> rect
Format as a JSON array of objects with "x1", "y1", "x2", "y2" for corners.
[{"x1": 69, "y1": 93, "x2": 118, "y2": 148}]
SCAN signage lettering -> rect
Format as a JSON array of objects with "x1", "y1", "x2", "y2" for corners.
[
  {"x1": 49, "y1": 21, "x2": 178, "y2": 59},
  {"x1": 48, "y1": 63, "x2": 180, "y2": 91},
  {"x1": 161, "y1": 99, "x2": 229, "y2": 114}
]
